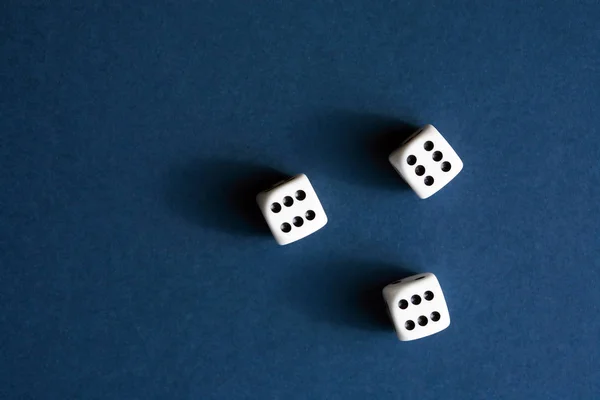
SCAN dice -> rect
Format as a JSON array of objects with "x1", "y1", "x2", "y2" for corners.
[
  {"x1": 382, "y1": 273, "x2": 450, "y2": 341},
  {"x1": 388, "y1": 124, "x2": 463, "y2": 199},
  {"x1": 256, "y1": 174, "x2": 328, "y2": 245}
]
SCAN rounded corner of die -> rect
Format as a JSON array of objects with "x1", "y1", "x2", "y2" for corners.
[
  {"x1": 256, "y1": 191, "x2": 270, "y2": 205},
  {"x1": 397, "y1": 333, "x2": 415, "y2": 342},
  {"x1": 275, "y1": 236, "x2": 291, "y2": 246},
  {"x1": 293, "y1": 173, "x2": 309, "y2": 183},
  {"x1": 415, "y1": 189, "x2": 432, "y2": 200},
  {"x1": 381, "y1": 285, "x2": 392, "y2": 297},
  {"x1": 454, "y1": 159, "x2": 465, "y2": 174},
  {"x1": 422, "y1": 124, "x2": 442, "y2": 135},
  {"x1": 389, "y1": 147, "x2": 405, "y2": 160},
  {"x1": 381, "y1": 287, "x2": 393, "y2": 303}
]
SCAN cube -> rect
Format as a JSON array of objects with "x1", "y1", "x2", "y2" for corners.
[
  {"x1": 256, "y1": 174, "x2": 328, "y2": 245},
  {"x1": 388, "y1": 124, "x2": 463, "y2": 199},
  {"x1": 382, "y1": 273, "x2": 451, "y2": 341}
]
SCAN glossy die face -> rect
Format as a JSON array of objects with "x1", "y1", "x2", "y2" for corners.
[
  {"x1": 256, "y1": 174, "x2": 328, "y2": 245},
  {"x1": 382, "y1": 273, "x2": 450, "y2": 341},
  {"x1": 388, "y1": 124, "x2": 463, "y2": 199}
]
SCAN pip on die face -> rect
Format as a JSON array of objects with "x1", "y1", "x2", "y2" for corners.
[
  {"x1": 256, "y1": 174, "x2": 328, "y2": 245},
  {"x1": 382, "y1": 273, "x2": 450, "y2": 341},
  {"x1": 389, "y1": 124, "x2": 463, "y2": 199}
]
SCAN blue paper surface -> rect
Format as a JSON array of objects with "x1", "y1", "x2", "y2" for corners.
[{"x1": 2, "y1": 1, "x2": 600, "y2": 399}]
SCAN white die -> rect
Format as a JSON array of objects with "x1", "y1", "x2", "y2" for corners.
[
  {"x1": 382, "y1": 273, "x2": 450, "y2": 341},
  {"x1": 388, "y1": 124, "x2": 463, "y2": 199},
  {"x1": 256, "y1": 174, "x2": 328, "y2": 245}
]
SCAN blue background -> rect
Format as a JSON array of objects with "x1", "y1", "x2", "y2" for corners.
[{"x1": 2, "y1": 1, "x2": 600, "y2": 399}]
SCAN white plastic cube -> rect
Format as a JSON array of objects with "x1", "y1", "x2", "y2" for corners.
[
  {"x1": 256, "y1": 174, "x2": 328, "y2": 245},
  {"x1": 382, "y1": 273, "x2": 450, "y2": 341},
  {"x1": 388, "y1": 124, "x2": 463, "y2": 199}
]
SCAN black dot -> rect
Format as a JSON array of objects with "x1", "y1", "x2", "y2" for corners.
[
  {"x1": 430, "y1": 312, "x2": 441, "y2": 322},
  {"x1": 398, "y1": 299, "x2": 408, "y2": 309},
  {"x1": 270, "y1": 203, "x2": 282, "y2": 213},
  {"x1": 432, "y1": 151, "x2": 443, "y2": 161},
  {"x1": 292, "y1": 216, "x2": 304, "y2": 227},
  {"x1": 411, "y1": 295, "x2": 421, "y2": 305},
  {"x1": 418, "y1": 316, "x2": 428, "y2": 326},
  {"x1": 441, "y1": 162, "x2": 451, "y2": 172},
  {"x1": 305, "y1": 210, "x2": 315, "y2": 220},
  {"x1": 405, "y1": 320, "x2": 415, "y2": 330},
  {"x1": 283, "y1": 196, "x2": 293, "y2": 207},
  {"x1": 424, "y1": 176, "x2": 434, "y2": 186},
  {"x1": 424, "y1": 141, "x2": 434, "y2": 151},
  {"x1": 280, "y1": 223, "x2": 291, "y2": 233},
  {"x1": 415, "y1": 165, "x2": 425, "y2": 176},
  {"x1": 295, "y1": 190, "x2": 306, "y2": 200},
  {"x1": 424, "y1": 291, "x2": 434, "y2": 301},
  {"x1": 406, "y1": 155, "x2": 417, "y2": 165}
]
